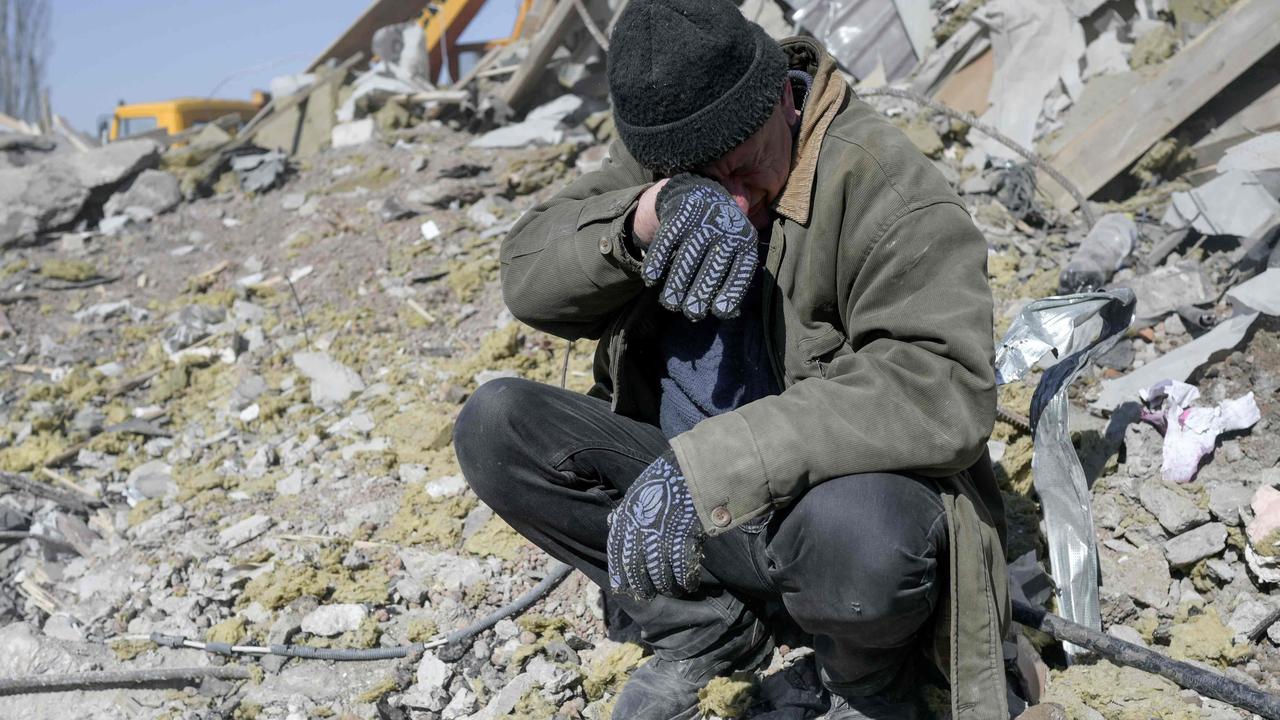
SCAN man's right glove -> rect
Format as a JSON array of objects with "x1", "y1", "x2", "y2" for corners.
[{"x1": 641, "y1": 174, "x2": 760, "y2": 321}]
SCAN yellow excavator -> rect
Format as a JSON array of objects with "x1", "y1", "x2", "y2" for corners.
[{"x1": 102, "y1": 92, "x2": 268, "y2": 143}]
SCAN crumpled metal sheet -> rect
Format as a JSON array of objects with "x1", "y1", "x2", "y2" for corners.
[
  {"x1": 790, "y1": 0, "x2": 921, "y2": 82},
  {"x1": 994, "y1": 290, "x2": 1135, "y2": 657}
]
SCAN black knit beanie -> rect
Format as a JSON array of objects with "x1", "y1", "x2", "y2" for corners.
[{"x1": 607, "y1": 0, "x2": 789, "y2": 175}]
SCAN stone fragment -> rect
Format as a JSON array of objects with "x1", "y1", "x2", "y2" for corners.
[
  {"x1": 405, "y1": 178, "x2": 483, "y2": 208},
  {"x1": 292, "y1": 352, "x2": 365, "y2": 407},
  {"x1": 104, "y1": 169, "x2": 181, "y2": 217},
  {"x1": 126, "y1": 460, "x2": 174, "y2": 500},
  {"x1": 60, "y1": 138, "x2": 161, "y2": 189},
  {"x1": 300, "y1": 604, "x2": 367, "y2": 637},
  {"x1": 281, "y1": 192, "x2": 307, "y2": 210},
  {"x1": 1105, "y1": 624, "x2": 1146, "y2": 647},
  {"x1": 442, "y1": 685, "x2": 477, "y2": 719},
  {"x1": 230, "y1": 151, "x2": 288, "y2": 193},
  {"x1": 1208, "y1": 482, "x2": 1254, "y2": 527},
  {"x1": 276, "y1": 470, "x2": 304, "y2": 496},
  {"x1": 1100, "y1": 543, "x2": 1171, "y2": 608},
  {"x1": 417, "y1": 651, "x2": 452, "y2": 691},
  {"x1": 425, "y1": 474, "x2": 467, "y2": 498},
  {"x1": 0, "y1": 163, "x2": 90, "y2": 248},
  {"x1": 42, "y1": 613, "x2": 86, "y2": 642},
  {"x1": 218, "y1": 514, "x2": 273, "y2": 548},
  {"x1": 1138, "y1": 481, "x2": 1207, "y2": 535},
  {"x1": 375, "y1": 196, "x2": 415, "y2": 222},
  {"x1": 1227, "y1": 598, "x2": 1275, "y2": 639},
  {"x1": 1165, "y1": 522, "x2": 1227, "y2": 568}
]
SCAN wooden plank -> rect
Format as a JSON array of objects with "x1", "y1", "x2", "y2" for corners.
[
  {"x1": 1044, "y1": 0, "x2": 1280, "y2": 210},
  {"x1": 500, "y1": 0, "x2": 580, "y2": 111},
  {"x1": 933, "y1": 47, "x2": 993, "y2": 117},
  {"x1": 307, "y1": 0, "x2": 426, "y2": 72}
]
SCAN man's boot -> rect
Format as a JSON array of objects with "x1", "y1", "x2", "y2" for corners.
[
  {"x1": 818, "y1": 658, "x2": 927, "y2": 720},
  {"x1": 613, "y1": 616, "x2": 774, "y2": 720}
]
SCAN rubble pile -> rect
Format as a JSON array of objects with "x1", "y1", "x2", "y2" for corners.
[{"x1": 0, "y1": 0, "x2": 1279, "y2": 719}]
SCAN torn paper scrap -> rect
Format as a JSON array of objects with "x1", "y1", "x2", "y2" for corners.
[{"x1": 1139, "y1": 380, "x2": 1260, "y2": 483}]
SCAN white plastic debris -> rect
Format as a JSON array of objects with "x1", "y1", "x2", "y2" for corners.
[
  {"x1": 331, "y1": 118, "x2": 379, "y2": 149},
  {"x1": 420, "y1": 220, "x2": 441, "y2": 241},
  {"x1": 1139, "y1": 380, "x2": 1260, "y2": 483},
  {"x1": 469, "y1": 95, "x2": 584, "y2": 149}
]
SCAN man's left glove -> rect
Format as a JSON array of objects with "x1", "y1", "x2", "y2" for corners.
[{"x1": 607, "y1": 451, "x2": 706, "y2": 601}]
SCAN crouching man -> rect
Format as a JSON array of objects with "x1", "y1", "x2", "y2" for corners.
[{"x1": 454, "y1": 1, "x2": 1010, "y2": 717}]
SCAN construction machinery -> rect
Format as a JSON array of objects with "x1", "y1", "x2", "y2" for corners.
[{"x1": 101, "y1": 93, "x2": 268, "y2": 143}]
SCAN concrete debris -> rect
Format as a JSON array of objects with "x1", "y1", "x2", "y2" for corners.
[
  {"x1": 231, "y1": 150, "x2": 289, "y2": 194},
  {"x1": 292, "y1": 351, "x2": 366, "y2": 407},
  {"x1": 470, "y1": 95, "x2": 584, "y2": 149},
  {"x1": 1165, "y1": 521, "x2": 1227, "y2": 568},
  {"x1": 1122, "y1": 262, "x2": 1216, "y2": 324},
  {"x1": 300, "y1": 604, "x2": 368, "y2": 637},
  {"x1": 103, "y1": 168, "x2": 183, "y2": 218},
  {"x1": 2, "y1": 3, "x2": 1279, "y2": 717},
  {"x1": 332, "y1": 118, "x2": 380, "y2": 149},
  {"x1": 1218, "y1": 132, "x2": 1280, "y2": 174},
  {"x1": 1163, "y1": 169, "x2": 1280, "y2": 238}
]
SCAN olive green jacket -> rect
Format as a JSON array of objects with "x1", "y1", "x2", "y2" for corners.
[{"x1": 501, "y1": 37, "x2": 1010, "y2": 720}]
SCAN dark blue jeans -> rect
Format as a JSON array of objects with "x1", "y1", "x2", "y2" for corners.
[{"x1": 454, "y1": 377, "x2": 947, "y2": 695}]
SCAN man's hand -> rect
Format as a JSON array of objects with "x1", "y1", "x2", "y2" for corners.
[
  {"x1": 640, "y1": 174, "x2": 760, "y2": 321},
  {"x1": 607, "y1": 452, "x2": 706, "y2": 601}
]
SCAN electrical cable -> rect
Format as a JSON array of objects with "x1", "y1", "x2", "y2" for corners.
[{"x1": 147, "y1": 562, "x2": 574, "y2": 662}]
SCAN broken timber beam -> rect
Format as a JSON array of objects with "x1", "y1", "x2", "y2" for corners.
[
  {"x1": 307, "y1": 0, "x2": 424, "y2": 72},
  {"x1": 500, "y1": 0, "x2": 581, "y2": 111},
  {"x1": 1043, "y1": 0, "x2": 1280, "y2": 211}
]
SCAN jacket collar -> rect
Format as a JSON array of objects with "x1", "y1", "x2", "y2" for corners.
[{"x1": 774, "y1": 37, "x2": 850, "y2": 227}]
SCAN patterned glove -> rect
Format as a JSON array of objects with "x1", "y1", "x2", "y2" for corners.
[
  {"x1": 607, "y1": 451, "x2": 706, "y2": 600},
  {"x1": 641, "y1": 174, "x2": 760, "y2": 321}
]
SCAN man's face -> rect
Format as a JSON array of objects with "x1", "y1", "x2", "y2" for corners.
[{"x1": 697, "y1": 81, "x2": 798, "y2": 229}]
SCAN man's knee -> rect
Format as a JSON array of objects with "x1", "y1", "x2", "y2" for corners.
[
  {"x1": 454, "y1": 376, "x2": 539, "y2": 499},
  {"x1": 776, "y1": 475, "x2": 946, "y2": 644}
]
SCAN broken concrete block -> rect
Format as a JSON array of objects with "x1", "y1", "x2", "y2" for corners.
[
  {"x1": 59, "y1": 138, "x2": 161, "y2": 190},
  {"x1": 331, "y1": 118, "x2": 379, "y2": 149},
  {"x1": 104, "y1": 168, "x2": 182, "y2": 217},
  {"x1": 0, "y1": 163, "x2": 91, "y2": 248},
  {"x1": 1165, "y1": 522, "x2": 1227, "y2": 568},
  {"x1": 292, "y1": 352, "x2": 366, "y2": 407},
  {"x1": 1100, "y1": 543, "x2": 1171, "y2": 608},
  {"x1": 300, "y1": 604, "x2": 367, "y2": 637},
  {"x1": 1138, "y1": 480, "x2": 1208, "y2": 535},
  {"x1": 231, "y1": 151, "x2": 288, "y2": 194},
  {"x1": 218, "y1": 514, "x2": 273, "y2": 548}
]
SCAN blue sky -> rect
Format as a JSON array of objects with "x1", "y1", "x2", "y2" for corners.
[{"x1": 49, "y1": 1, "x2": 521, "y2": 135}]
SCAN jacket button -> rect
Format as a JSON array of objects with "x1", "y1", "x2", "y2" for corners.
[
  {"x1": 598, "y1": 236, "x2": 612, "y2": 254},
  {"x1": 710, "y1": 506, "x2": 731, "y2": 527}
]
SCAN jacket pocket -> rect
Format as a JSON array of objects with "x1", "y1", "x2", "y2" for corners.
[{"x1": 797, "y1": 327, "x2": 845, "y2": 376}]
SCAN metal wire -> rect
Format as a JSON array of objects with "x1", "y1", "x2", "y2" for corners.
[{"x1": 858, "y1": 86, "x2": 1097, "y2": 227}]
